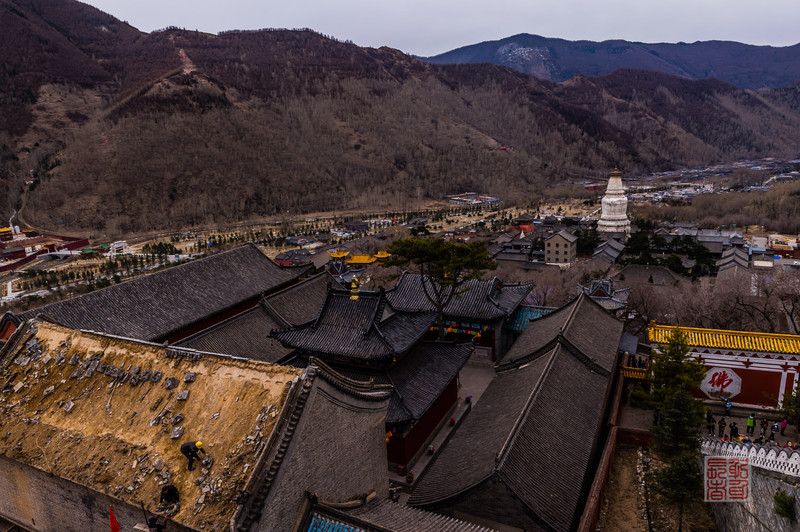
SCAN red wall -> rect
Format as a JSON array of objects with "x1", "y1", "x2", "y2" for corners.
[
  {"x1": 0, "y1": 320, "x2": 16, "y2": 341},
  {"x1": 387, "y1": 378, "x2": 458, "y2": 465},
  {"x1": 696, "y1": 365, "x2": 789, "y2": 407}
]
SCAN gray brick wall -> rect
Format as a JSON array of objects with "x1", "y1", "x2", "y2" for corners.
[
  {"x1": 712, "y1": 468, "x2": 800, "y2": 532},
  {"x1": 0, "y1": 455, "x2": 195, "y2": 532},
  {"x1": 254, "y1": 381, "x2": 390, "y2": 532}
]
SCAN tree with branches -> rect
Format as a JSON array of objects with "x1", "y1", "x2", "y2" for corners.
[{"x1": 388, "y1": 237, "x2": 495, "y2": 338}]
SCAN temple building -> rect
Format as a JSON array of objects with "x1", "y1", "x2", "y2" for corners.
[
  {"x1": 271, "y1": 286, "x2": 473, "y2": 468},
  {"x1": 175, "y1": 272, "x2": 338, "y2": 363},
  {"x1": 596, "y1": 168, "x2": 631, "y2": 239},
  {"x1": 0, "y1": 244, "x2": 309, "y2": 345},
  {"x1": 649, "y1": 324, "x2": 800, "y2": 407},
  {"x1": 385, "y1": 272, "x2": 534, "y2": 361},
  {"x1": 577, "y1": 279, "x2": 631, "y2": 315},
  {"x1": 408, "y1": 293, "x2": 626, "y2": 531}
]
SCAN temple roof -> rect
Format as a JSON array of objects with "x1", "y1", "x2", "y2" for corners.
[
  {"x1": 271, "y1": 288, "x2": 435, "y2": 361},
  {"x1": 306, "y1": 497, "x2": 497, "y2": 531},
  {"x1": 7, "y1": 244, "x2": 308, "y2": 342},
  {"x1": 175, "y1": 273, "x2": 338, "y2": 363},
  {"x1": 386, "y1": 273, "x2": 533, "y2": 321},
  {"x1": 235, "y1": 360, "x2": 394, "y2": 532},
  {"x1": 717, "y1": 247, "x2": 750, "y2": 273},
  {"x1": 408, "y1": 294, "x2": 622, "y2": 530},
  {"x1": 261, "y1": 273, "x2": 340, "y2": 329},
  {"x1": 546, "y1": 230, "x2": 578, "y2": 243},
  {"x1": 611, "y1": 264, "x2": 683, "y2": 286},
  {"x1": 176, "y1": 304, "x2": 292, "y2": 363},
  {"x1": 503, "y1": 293, "x2": 622, "y2": 371},
  {"x1": 577, "y1": 279, "x2": 631, "y2": 311},
  {"x1": 0, "y1": 319, "x2": 302, "y2": 531},
  {"x1": 385, "y1": 342, "x2": 472, "y2": 425},
  {"x1": 287, "y1": 341, "x2": 472, "y2": 426},
  {"x1": 649, "y1": 324, "x2": 800, "y2": 356},
  {"x1": 592, "y1": 238, "x2": 625, "y2": 263}
]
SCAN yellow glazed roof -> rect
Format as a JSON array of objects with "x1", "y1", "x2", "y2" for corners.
[
  {"x1": 649, "y1": 323, "x2": 800, "y2": 355},
  {"x1": 345, "y1": 254, "x2": 377, "y2": 264}
]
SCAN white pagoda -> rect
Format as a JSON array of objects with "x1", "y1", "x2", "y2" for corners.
[{"x1": 597, "y1": 168, "x2": 631, "y2": 239}]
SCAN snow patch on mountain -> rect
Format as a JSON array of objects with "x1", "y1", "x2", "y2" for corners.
[{"x1": 495, "y1": 43, "x2": 557, "y2": 80}]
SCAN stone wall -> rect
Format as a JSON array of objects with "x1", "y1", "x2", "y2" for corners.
[
  {"x1": 711, "y1": 469, "x2": 800, "y2": 532},
  {"x1": 702, "y1": 438, "x2": 800, "y2": 477},
  {"x1": 702, "y1": 438, "x2": 800, "y2": 531}
]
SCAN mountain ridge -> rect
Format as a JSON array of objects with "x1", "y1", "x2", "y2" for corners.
[
  {"x1": 421, "y1": 34, "x2": 800, "y2": 90},
  {"x1": 2, "y1": 0, "x2": 800, "y2": 233}
]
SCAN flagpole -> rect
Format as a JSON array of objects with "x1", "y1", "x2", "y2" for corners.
[{"x1": 139, "y1": 500, "x2": 150, "y2": 525}]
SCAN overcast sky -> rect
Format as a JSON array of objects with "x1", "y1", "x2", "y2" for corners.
[{"x1": 81, "y1": 0, "x2": 800, "y2": 56}]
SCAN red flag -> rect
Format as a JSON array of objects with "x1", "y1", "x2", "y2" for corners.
[{"x1": 109, "y1": 506, "x2": 121, "y2": 532}]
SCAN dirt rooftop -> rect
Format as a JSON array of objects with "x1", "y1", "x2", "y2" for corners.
[{"x1": 0, "y1": 319, "x2": 301, "y2": 530}]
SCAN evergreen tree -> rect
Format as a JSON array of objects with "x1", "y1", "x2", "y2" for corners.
[
  {"x1": 647, "y1": 327, "x2": 706, "y2": 531},
  {"x1": 653, "y1": 454, "x2": 703, "y2": 532},
  {"x1": 388, "y1": 237, "x2": 495, "y2": 339},
  {"x1": 649, "y1": 327, "x2": 706, "y2": 408},
  {"x1": 651, "y1": 388, "x2": 703, "y2": 457},
  {"x1": 781, "y1": 386, "x2": 800, "y2": 429}
]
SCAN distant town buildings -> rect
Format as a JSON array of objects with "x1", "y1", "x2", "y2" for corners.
[
  {"x1": 445, "y1": 192, "x2": 501, "y2": 207},
  {"x1": 0, "y1": 227, "x2": 89, "y2": 272}
]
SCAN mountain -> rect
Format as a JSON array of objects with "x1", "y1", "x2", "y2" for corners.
[
  {"x1": 421, "y1": 34, "x2": 800, "y2": 90},
  {"x1": 2, "y1": 0, "x2": 800, "y2": 234}
]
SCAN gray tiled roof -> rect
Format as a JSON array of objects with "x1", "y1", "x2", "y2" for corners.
[
  {"x1": 495, "y1": 251, "x2": 531, "y2": 263},
  {"x1": 13, "y1": 244, "x2": 307, "y2": 341},
  {"x1": 717, "y1": 247, "x2": 750, "y2": 273},
  {"x1": 546, "y1": 229, "x2": 578, "y2": 243},
  {"x1": 386, "y1": 342, "x2": 473, "y2": 424},
  {"x1": 290, "y1": 342, "x2": 470, "y2": 426},
  {"x1": 271, "y1": 288, "x2": 435, "y2": 361},
  {"x1": 175, "y1": 273, "x2": 338, "y2": 362},
  {"x1": 337, "y1": 498, "x2": 498, "y2": 531},
  {"x1": 386, "y1": 273, "x2": 533, "y2": 321},
  {"x1": 577, "y1": 280, "x2": 631, "y2": 311},
  {"x1": 408, "y1": 351, "x2": 551, "y2": 508},
  {"x1": 496, "y1": 345, "x2": 611, "y2": 530},
  {"x1": 409, "y1": 294, "x2": 622, "y2": 531},
  {"x1": 176, "y1": 306, "x2": 291, "y2": 363},
  {"x1": 611, "y1": 264, "x2": 683, "y2": 286},
  {"x1": 263, "y1": 272, "x2": 341, "y2": 328}
]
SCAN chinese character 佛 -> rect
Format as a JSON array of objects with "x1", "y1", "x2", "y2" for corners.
[{"x1": 709, "y1": 371, "x2": 733, "y2": 392}]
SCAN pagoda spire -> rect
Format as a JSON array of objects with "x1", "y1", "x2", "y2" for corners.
[{"x1": 597, "y1": 167, "x2": 631, "y2": 239}]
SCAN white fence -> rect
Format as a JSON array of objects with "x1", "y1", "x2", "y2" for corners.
[{"x1": 701, "y1": 438, "x2": 800, "y2": 477}]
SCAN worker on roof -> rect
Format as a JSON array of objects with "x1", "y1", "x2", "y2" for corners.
[
  {"x1": 147, "y1": 514, "x2": 168, "y2": 531},
  {"x1": 180, "y1": 440, "x2": 205, "y2": 471},
  {"x1": 160, "y1": 483, "x2": 179, "y2": 504},
  {"x1": 157, "y1": 482, "x2": 181, "y2": 516}
]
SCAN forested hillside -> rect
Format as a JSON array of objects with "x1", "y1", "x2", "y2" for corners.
[{"x1": 3, "y1": 0, "x2": 800, "y2": 233}]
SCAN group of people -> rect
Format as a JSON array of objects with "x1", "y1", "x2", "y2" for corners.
[
  {"x1": 145, "y1": 440, "x2": 208, "y2": 531},
  {"x1": 627, "y1": 353, "x2": 649, "y2": 369},
  {"x1": 707, "y1": 410, "x2": 791, "y2": 448}
]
